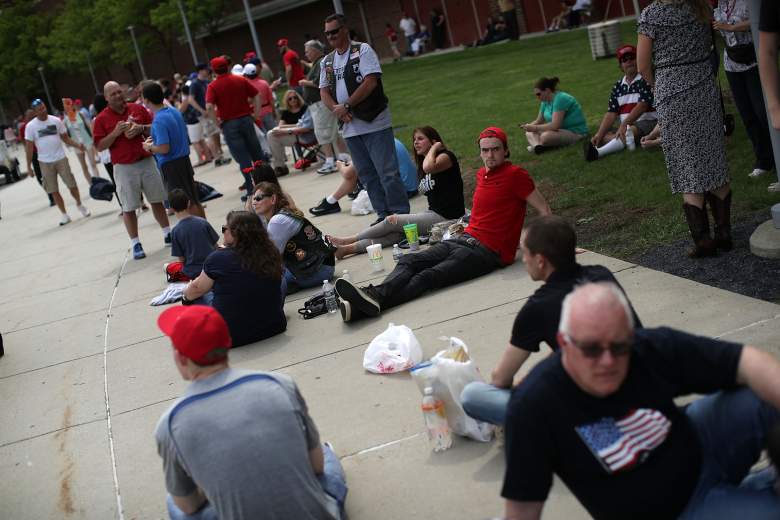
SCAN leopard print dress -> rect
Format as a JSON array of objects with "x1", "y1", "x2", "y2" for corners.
[{"x1": 639, "y1": 1, "x2": 730, "y2": 194}]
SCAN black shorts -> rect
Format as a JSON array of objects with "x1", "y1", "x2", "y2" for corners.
[{"x1": 160, "y1": 156, "x2": 199, "y2": 204}]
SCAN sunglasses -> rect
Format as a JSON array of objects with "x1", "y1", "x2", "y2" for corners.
[
  {"x1": 221, "y1": 225, "x2": 229, "y2": 233},
  {"x1": 620, "y1": 54, "x2": 636, "y2": 63},
  {"x1": 324, "y1": 26, "x2": 343, "y2": 37},
  {"x1": 564, "y1": 334, "x2": 632, "y2": 359},
  {"x1": 253, "y1": 194, "x2": 271, "y2": 202},
  {"x1": 534, "y1": 92, "x2": 542, "y2": 98}
]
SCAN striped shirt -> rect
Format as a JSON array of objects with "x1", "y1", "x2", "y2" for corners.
[{"x1": 607, "y1": 73, "x2": 657, "y2": 122}]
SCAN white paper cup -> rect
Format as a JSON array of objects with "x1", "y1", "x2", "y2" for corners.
[{"x1": 366, "y1": 243, "x2": 384, "y2": 272}]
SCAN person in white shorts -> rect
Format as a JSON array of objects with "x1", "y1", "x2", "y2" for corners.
[{"x1": 24, "y1": 99, "x2": 91, "y2": 226}]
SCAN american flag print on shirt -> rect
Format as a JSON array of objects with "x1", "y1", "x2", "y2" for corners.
[{"x1": 575, "y1": 408, "x2": 671, "y2": 474}]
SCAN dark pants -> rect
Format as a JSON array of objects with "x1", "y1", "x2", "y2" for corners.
[
  {"x1": 502, "y1": 9, "x2": 519, "y2": 39},
  {"x1": 32, "y1": 151, "x2": 54, "y2": 205},
  {"x1": 726, "y1": 67, "x2": 775, "y2": 171},
  {"x1": 222, "y1": 116, "x2": 266, "y2": 192},
  {"x1": 373, "y1": 236, "x2": 502, "y2": 309}
]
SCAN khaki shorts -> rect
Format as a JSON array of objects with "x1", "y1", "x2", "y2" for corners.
[
  {"x1": 113, "y1": 157, "x2": 166, "y2": 211},
  {"x1": 309, "y1": 101, "x2": 339, "y2": 145},
  {"x1": 40, "y1": 157, "x2": 77, "y2": 194},
  {"x1": 201, "y1": 117, "x2": 220, "y2": 138}
]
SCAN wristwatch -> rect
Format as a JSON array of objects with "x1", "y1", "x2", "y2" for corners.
[
  {"x1": 181, "y1": 293, "x2": 193, "y2": 306},
  {"x1": 343, "y1": 102, "x2": 351, "y2": 111}
]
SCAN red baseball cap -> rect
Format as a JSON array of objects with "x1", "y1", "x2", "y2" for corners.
[
  {"x1": 210, "y1": 56, "x2": 229, "y2": 74},
  {"x1": 616, "y1": 45, "x2": 636, "y2": 62},
  {"x1": 477, "y1": 126, "x2": 508, "y2": 149},
  {"x1": 243, "y1": 51, "x2": 257, "y2": 63},
  {"x1": 276, "y1": 38, "x2": 289, "y2": 47},
  {"x1": 158, "y1": 306, "x2": 232, "y2": 365}
]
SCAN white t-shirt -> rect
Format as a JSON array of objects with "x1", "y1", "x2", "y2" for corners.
[
  {"x1": 24, "y1": 115, "x2": 67, "y2": 163},
  {"x1": 319, "y1": 42, "x2": 392, "y2": 138},
  {"x1": 399, "y1": 17, "x2": 417, "y2": 37},
  {"x1": 572, "y1": 0, "x2": 591, "y2": 10}
]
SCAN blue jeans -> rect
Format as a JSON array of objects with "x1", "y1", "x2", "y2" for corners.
[
  {"x1": 221, "y1": 116, "x2": 266, "y2": 192},
  {"x1": 166, "y1": 443, "x2": 348, "y2": 520},
  {"x1": 346, "y1": 127, "x2": 409, "y2": 218},
  {"x1": 191, "y1": 291, "x2": 214, "y2": 306},
  {"x1": 283, "y1": 264, "x2": 335, "y2": 295},
  {"x1": 678, "y1": 388, "x2": 780, "y2": 519},
  {"x1": 460, "y1": 381, "x2": 510, "y2": 426}
]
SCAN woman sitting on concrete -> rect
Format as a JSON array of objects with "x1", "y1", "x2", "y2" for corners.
[
  {"x1": 521, "y1": 76, "x2": 588, "y2": 154},
  {"x1": 326, "y1": 126, "x2": 465, "y2": 258}
]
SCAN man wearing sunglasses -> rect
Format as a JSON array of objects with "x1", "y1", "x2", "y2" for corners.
[
  {"x1": 502, "y1": 282, "x2": 780, "y2": 520},
  {"x1": 584, "y1": 44, "x2": 657, "y2": 162},
  {"x1": 319, "y1": 13, "x2": 410, "y2": 223},
  {"x1": 460, "y1": 216, "x2": 641, "y2": 426}
]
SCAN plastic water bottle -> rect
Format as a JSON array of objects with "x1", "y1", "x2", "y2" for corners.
[
  {"x1": 392, "y1": 243, "x2": 403, "y2": 263},
  {"x1": 421, "y1": 387, "x2": 452, "y2": 452},
  {"x1": 625, "y1": 127, "x2": 636, "y2": 151},
  {"x1": 323, "y1": 280, "x2": 338, "y2": 314},
  {"x1": 341, "y1": 269, "x2": 351, "y2": 282}
]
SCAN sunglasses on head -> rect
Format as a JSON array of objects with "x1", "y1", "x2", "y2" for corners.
[
  {"x1": 620, "y1": 54, "x2": 636, "y2": 63},
  {"x1": 253, "y1": 193, "x2": 271, "y2": 202},
  {"x1": 324, "y1": 26, "x2": 342, "y2": 37},
  {"x1": 564, "y1": 334, "x2": 632, "y2": 359}
]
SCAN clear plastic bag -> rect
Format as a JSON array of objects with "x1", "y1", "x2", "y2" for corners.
[
  {"x1": 363, "y1": 323, "x2": 423, "y2": 374},
  {"x1": 351, "y1": 189, "x2": 374, "y2": 216}
]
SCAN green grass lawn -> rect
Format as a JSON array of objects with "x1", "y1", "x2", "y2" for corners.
[{"x1": 381, "y1": 22, "x2": 780, "y2": 260}]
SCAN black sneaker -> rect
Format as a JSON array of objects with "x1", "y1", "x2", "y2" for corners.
[
  {"x1": 335, "y1": 278, "x2": 380, "y2": 320},
  {"x1": 274, "y1": 165, "x2": 289, "y2": 177},
  {"x1": 339, "y1": 299, "x2": 355, "y2": 322},
  {"x1": 534, "y1": 145, "x2": 551, "y2": 155},
  {"x1": 309, "y1": 198, "x2": 341, "y2": 216},
  {"x1": 347, "y1": 187, "x2": 362, "y2": 200},
  {"x1": 369, "y1": 216, "x2": 384, "y2": 226},
  {"x1": 215, "y1": 157, "x2": 232, "y2": 166},
  {"x1": 583, "y1": 140, "x2": 599, "y2": 162}
]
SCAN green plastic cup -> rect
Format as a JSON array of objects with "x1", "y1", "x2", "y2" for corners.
[{"x1": 403, "y1": 223, "x2": 419, "y2": 251}]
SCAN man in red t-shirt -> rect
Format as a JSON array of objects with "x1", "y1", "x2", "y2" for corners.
[
  {"x1": 335, "y1": 126, "x2": 552, "y2": 322},
  {"x1": 277, "y1": 38, "x2": 305, "y2": 91},
  {"x1": 93, "y1": 81, "x2": 171, "y2": 260},
  {"x1": 205, "y1": 56, "x2": 265, "y2": 198}
]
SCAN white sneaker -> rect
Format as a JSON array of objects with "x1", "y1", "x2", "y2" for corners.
[
  {"x1": 59, "y1": 213, "x2": 72, "y2": 226},
  {"x1": 77, "y1": 205, "x2": 91, "y2": 217},
  {"x1": 527, "y1": 145, "x2": 534, "y2": 153},
  {"x1": 749, "y1": 168, "x2": 769, "y2": 178},
  {"x1": 768, "y1": 182, "x2": 780, "y2": 193},
  {"x1": 337, "y1": 153, "x2": 351, "y2": 163},
  {"x1": 317, "y1": 163, "x2": 338, "y2": 174}
]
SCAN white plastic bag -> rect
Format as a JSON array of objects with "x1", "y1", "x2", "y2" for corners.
[
  {"x1": 363, "y1": 323, "x2": 422, "y2": 374},
  {"x1": 351, "y1": 189, "x2": 374, "y2": 216},
  {"x1": 411, "y1": 337, "x2": 494, "y2": 442}
]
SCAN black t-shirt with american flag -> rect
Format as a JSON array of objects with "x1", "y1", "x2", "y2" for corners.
[
  {"x1": 502, "y1": 327, "x2": 742, "y2": 520},
  {"x1": 607, "y1": 73, "x2": 656, "y2": 123}
]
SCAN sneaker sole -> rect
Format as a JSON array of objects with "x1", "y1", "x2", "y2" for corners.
[
  {"x1": 309, "y1": 206, "x2": 341, "y2": 216},
  {"x1": 339, "y1": 299, "x2": 352, "y2": 322},
  {"x1": 335, "y1": 279, "x2": 380, "y2": 317}
]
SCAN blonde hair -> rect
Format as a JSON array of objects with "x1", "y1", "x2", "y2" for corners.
[{"x1": 283, "y1": 89, "x2": 305, "y2": 110}]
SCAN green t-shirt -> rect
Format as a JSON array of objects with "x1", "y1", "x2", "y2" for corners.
[{"x1": 540, "y1": 91, "x2": 588, "y2": 135}]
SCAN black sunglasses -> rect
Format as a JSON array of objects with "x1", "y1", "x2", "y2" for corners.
[
  {"x1": 620, "y1": 54, "x2": 636, "y2": 63},
  {"x1": 564, "y1": 334, "x2": 632, "y2": 359},
  {"x1": 324, "y1": 26, "x2": 343, "y2": 37},
  {"x1": 253, "y1": 193, "x2": 271, "y2": 202}
]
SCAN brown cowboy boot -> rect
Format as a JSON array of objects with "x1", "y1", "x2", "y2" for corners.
[
  {"x1": 704, "y1": 191, "x2": 733, "y2": 251},
  {"x1": 682, "y1": 203, "x2": 716, "y2": 258}
]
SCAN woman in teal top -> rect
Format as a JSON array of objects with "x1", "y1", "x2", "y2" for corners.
[{"x1": 521, "y1": 76, "x2": 588, "y2": 154}]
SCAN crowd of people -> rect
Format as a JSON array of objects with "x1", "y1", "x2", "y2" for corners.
[{"x1": 4, "y1": 1, "x2": 780, "y2": 519}]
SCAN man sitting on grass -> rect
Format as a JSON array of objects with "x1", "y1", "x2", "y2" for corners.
[
  {"x1": 166, "y1": 189, "x2": 219, "y2": 285},
  {"x1": 460, "y1": 216, "x2": 641, "y2": 426},
  {"x1": 584, "y1": 44, "x2": 657, "y2": 162},
  {"x1": 335, "y1": 126, "x2": 551, "y2": 321}
]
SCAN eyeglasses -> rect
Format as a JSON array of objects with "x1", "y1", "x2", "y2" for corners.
[
  {"x1": 620, "y1": 54, "x2": 636, "y2": 63},
  {"x1": 221, "y1": 225, "x2": 229, "y2": 233},
  {"x1": 324, "y1": 26, "x2": 343, "y2": 37},
  {"x1": 286, "y1": 97, "x2": 299, "y2": 102},
  {"x1": 563, "y1": 334, "x2": 632, "y2": 359},
  {"x1": 253, "y1": 194, "x2": 271, "y2": 202}
]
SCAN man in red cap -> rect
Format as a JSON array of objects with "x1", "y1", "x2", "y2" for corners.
[
  {"x1": 584, "y1": 44, "x2": 657, "y2": 162},
  {"x1": 277, "y1": 38, "x2": 306, "y2": 92},
  {"x1": 205, "y1": 56, "x2": 266, "y2": 199},
  {"x1": 335, "y1": 126, "x2": 552, "y2": 322},
  {"x1": 155, "y1": 305, "x2": 348, "y2": 519}
]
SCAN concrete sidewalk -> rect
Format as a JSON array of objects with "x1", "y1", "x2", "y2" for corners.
[{"x1": 1, "y1": 147, "x2": 779, "y2": 519}]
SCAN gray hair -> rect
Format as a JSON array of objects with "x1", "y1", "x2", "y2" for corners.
[
  {"x1": 304, "y1": 39, "x2": 325, "y2": 52},
  {"x1": 559, "y1": 282, "x2": 635, "y2": 336}
]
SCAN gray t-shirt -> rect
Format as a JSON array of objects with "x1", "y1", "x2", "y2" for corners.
[
  {"x1": 319, "y1": 42, "x2": 392, "y2": 138},
  {"x1": 155, "y1": 368, "x2": 337, "y2": 520}
]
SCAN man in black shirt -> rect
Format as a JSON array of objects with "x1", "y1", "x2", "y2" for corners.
[
  {"x1": 460, "y1": 216, "x2": 640, "y2": 425},
  {"x1": 502, "y1": 282, "x2": 780, "y2": 520}
]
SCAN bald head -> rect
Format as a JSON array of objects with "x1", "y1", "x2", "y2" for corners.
[
  {"x1": 560, "y1": 282, "x2": 634, "y2": 336},
  {"x1": 103, "y1": 81, "x2": 126, "y2": 113}
]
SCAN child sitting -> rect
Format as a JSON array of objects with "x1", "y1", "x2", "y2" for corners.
[{"x1": 166, "y1": 189, "x2": 219, "y2": 283}]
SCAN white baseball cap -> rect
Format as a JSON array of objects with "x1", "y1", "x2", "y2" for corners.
[
  {"x1": 243, "y1": 63, "x2": 257, "y2": 76},
  {"x1": 231, "y1": 64, "x2": 244, "y2": 75}
]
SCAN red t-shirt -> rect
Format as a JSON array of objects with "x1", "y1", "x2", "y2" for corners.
[
  {"x1": 206, "y1": 74, "x2": 259, "y2": 121},
  {"x1": 92, "y1": 103, "x2": 152, "y2": 165},
  {"x1": 466, "y1": 161, "x2": 536, "y2": 266},
  {"x1": 247, "y1": 77, "x2": 274, "y2": 117},
  {"x1": 283, "y1": 49, "x2": 305, "y2": 87}
]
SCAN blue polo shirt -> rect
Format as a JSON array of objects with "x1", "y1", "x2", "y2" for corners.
[{"x1": 151, "y1": 106, "x2": 190, "y2": 166}]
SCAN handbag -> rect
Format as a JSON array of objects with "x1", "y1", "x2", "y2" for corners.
[
  {"x1": 297, "y1": 292, "x2": 328, "y2": 320},
  {"x1": 725, "y1": 43, "x2": 756, "y2": 64}
]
